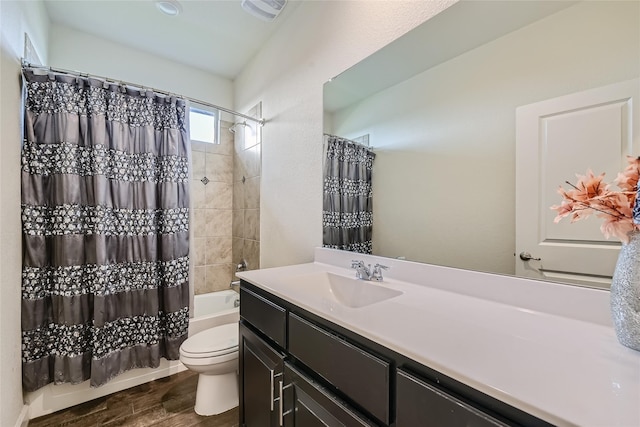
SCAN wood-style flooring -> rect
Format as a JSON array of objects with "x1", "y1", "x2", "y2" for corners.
[{"x1": 29, "y1": 371, "x2": 239, "y2": 427}]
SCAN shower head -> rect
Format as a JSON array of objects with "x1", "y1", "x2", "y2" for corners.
[{"x1": 229, "y1": 121, "x2": 249, "y2": 134}]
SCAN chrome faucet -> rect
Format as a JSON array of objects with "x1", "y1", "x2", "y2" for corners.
[
  {"x1": 351, "y1": 260, "x2": 389, "y2": 281},
  {"x1": 351, "y1": 260, "x2": 372, "y2": 280}
]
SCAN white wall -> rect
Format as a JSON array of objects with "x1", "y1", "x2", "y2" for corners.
[
  {"x1": 234, "y1": 0, "x2": 457, "y2": 268},
  {"x1": 49, "y1": 24, "x2": 233, "y2": 111},
  {"x1": 328, "y1": 1, "x2": 640, "y2": 275},
  {"x1": 0, "y1": 1, "x2": 50, "y2": 424}
]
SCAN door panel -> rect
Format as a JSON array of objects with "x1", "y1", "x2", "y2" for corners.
[
  {"x1": 240, "y1": 322, "x2": 285, "y2": 427},
  {"x1": 515, "y1": 78, "x2": 639, "y2": 287}
]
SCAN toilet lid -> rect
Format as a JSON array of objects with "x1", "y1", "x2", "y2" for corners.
[{"x1": 181, "y1": 323, "x2": 239, "y2": 357}]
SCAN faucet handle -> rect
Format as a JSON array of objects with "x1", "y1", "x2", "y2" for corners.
[
  {"x1": 372, "y1": 264, "x2": 389, "y2": 281},
  {"x1": 351, "y1": 260, "x2": 363, "y2": 268}
]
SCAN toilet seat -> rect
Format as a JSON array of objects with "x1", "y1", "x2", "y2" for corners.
[{"x1": 180, "y1": 323, "x2": 239, "y2": 359}]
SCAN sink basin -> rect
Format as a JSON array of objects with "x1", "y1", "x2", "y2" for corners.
[{"x1": 282, "y1": 271, "x2": 403, "y2": 308}]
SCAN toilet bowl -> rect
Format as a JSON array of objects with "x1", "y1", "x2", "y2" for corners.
[{"x1": 179, "y1": 322, "x2": 239, "y2": 416}]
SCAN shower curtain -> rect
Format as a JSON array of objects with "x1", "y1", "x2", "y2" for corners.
[
  {"x1": 20, "y1": 68, "x2": 190, "y2": 391},
  {"x1": 323, "y1": 135, "x2": 375, "y2": 253}
]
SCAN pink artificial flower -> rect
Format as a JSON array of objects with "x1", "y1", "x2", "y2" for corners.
[
  {"x1": 600, "y1": 216, "x2": 636, "y2": 243},
  {"x1": 614, "y1": 156, "x2": 640, "y2": 191},
  {"x1": 551, "y1": 199, "x2": 574, "y2": 223},
  {"x1": 551, "y1": 164, "x2": 640, "y2": 242},
  {"x1": 571, "y1": 170, "x2": 607, "y2": 201}
]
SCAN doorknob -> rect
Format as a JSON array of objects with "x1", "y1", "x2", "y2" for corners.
[{"x1": 519, "y1": 251, "x2": 541, "y2": 261}]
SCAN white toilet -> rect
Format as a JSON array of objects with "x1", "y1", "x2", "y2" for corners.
[{"x1": 179, "y1": 322, "x2": 239, "y2": 416}]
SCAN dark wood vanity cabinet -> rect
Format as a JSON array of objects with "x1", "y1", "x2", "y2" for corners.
[
  {"x1": 239, "y1": 284, "x2": 379, "y2": 427},
  {"x1": 239, "y1": 281, "x2": 554, "y2": 427}
]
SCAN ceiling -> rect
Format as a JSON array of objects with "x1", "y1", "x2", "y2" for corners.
[{"x1": 43, "y1": 0, "x2": 300, "y2": 80}]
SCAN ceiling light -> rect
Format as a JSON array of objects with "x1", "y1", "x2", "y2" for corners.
[
  {"x1": 241, "y1": 0, "x2": 287, "y2": 22},
  {"x1": 154, "y1": 0, "x2": 182, "y2": 16}
]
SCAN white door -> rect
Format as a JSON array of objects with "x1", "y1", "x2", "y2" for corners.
[{"x1": 515, "y1": 79, "x2": 639, "y2": 288}]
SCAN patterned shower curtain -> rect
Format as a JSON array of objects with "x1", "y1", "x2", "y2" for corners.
[
  {"x1": 20, "y1": 68, "x2": 190, "y2": 391},
  {"x1": 323, "y1": 135, "x2": 375, "y2": 253}
]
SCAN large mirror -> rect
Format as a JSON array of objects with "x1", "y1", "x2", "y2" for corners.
[{"x1": 323, "y1": 0, "x2": 640, "y2": 287}]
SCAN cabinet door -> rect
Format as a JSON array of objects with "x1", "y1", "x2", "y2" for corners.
[
  {"x1": 396, "y1": 369, "x2": 512, "y2": 427},
  {"x1": 283, "y1": 363, "x2": 375, "y2": 427},
  {"x1": 240, "y1": 322, "x2": 285, "y2": 427}
]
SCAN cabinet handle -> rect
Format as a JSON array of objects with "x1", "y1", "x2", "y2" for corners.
[
  {"x1": 269, "y1": 369, "x2": 275, "y2": 411},
  {"x1": 277, "y1": 380, "x2": 293, "y2": 426},
  {"x1": 279, "y1": 380, "x2": 284, "y2": 426},
  {"x1": 271, "y1": 371, "x2": 283, "y2": 412}
]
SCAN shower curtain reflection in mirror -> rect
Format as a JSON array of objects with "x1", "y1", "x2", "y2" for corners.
[
  {"x1": 322, "y1": 134, "x2": 375, "y2": 254},
  {"x1": 20, "y1": 68, "x2": 190, "y2": 391}
]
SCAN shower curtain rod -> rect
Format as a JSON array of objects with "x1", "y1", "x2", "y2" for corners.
[
  {"x1": 21, "y1": 60, "x2": 266, "y2": 126},
  {"x1": 324, "y1": 133, "x2": 372, "y2": 149}
]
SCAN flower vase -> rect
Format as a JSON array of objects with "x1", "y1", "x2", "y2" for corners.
[{"x1": 610, "y1": 231, "x2": 640, "y2": 351}]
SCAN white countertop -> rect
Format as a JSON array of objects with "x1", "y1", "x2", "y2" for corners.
[{"x1": 237, "y1": 249, "x2": 640, "y2": 427}]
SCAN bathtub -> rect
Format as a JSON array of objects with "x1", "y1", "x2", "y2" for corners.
[
  {"x1": 189, "y1": 289, "x2": 240, "y2": 336},
  {"x1": 26, "y1": 290, "x2": 240, "y2": 420}
]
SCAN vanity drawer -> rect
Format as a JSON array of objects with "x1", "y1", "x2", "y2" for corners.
[
  {"x1": 240, "y1": 286, "x2": 287, "y2": 348},
  {"x1": 396, "y1": 369, "x2": 510, "y2": 427},
  {"x1": 284, "y1": 363, "x2": 376, "y2": 427},
  {"x1": 288, "y1": 313, "x2": 390, "y2": 425}
]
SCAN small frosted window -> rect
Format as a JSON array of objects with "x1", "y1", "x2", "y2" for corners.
[{"x1": 189, "y1": 107, "x2": 219, "y2": 144}]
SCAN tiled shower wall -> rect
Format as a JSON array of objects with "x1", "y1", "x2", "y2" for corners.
[
  {"x1": 191, "y1": 120, "x2": 235, "y2": 294},
  {"x1": 233, "y1": 104, "x2": 262, "y2": 274},
  {"x1": 191, "y1": 106, "x2": 262, "y2": 295}
]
